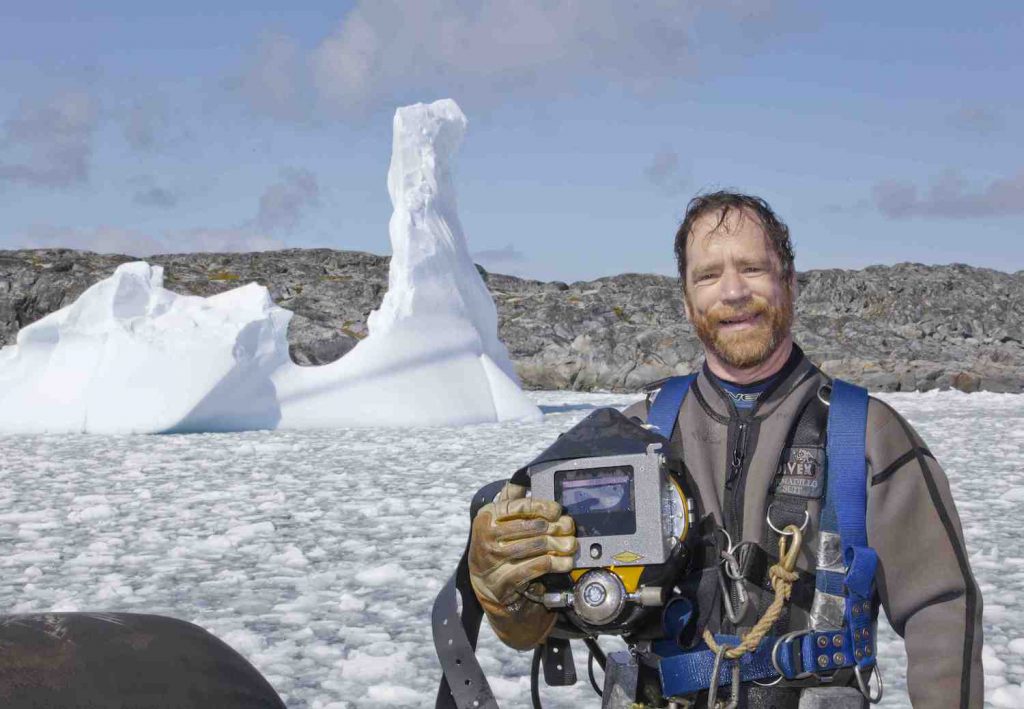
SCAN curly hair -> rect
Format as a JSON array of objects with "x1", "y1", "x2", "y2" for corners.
[{"x1": 674, "y1": 191, "x2": 795, "y2": 291}]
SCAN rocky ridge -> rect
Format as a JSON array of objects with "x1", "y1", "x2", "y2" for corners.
[{"x1": 1, "y1": 248, "x2": 1020, "y2": 393}]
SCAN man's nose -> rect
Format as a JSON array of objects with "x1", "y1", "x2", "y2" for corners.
[{"x1": 718, "y1": 267, "x2": 750, "y2": 304}]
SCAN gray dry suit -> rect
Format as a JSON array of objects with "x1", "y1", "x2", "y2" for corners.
[{"x1": 621, "y1": 346, "x2": 983, "y2": 708}]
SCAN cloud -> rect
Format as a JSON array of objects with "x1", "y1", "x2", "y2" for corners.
[
  {"x1": 134, "y1": 186, "x2": 178, "y2": 208},
  {"x1": 256, "y1": 168, "x2": 320, "y2": 232},
  {"x1": 9, "y1": 166, "x2": 317, "y2": 256},
  {"x1": 123, "y1": 101, "x2": 163, "y2": 151},
  {"x1": 873, "y1": 169, "x2": 1024, "y2": 219},
  {"x1": 13, "y1": 225, "x2": 285, "y2": 257},
  {"x1": 0, "y1": 91, "x2": 98, "y2": 189},
  {"x1": 237, "y1": 32, "x2": 311, "y2": 121},
  {"x1": 238, "y1": 1, "x2": 788, "y2": 118},
  {"x1": 17, "y1": 225, "x2": 166, "y2": 256},
  {"x1": 949, "y1": 106, "x2": 1003, "y2": 135},
  {"x1": 168, "y1": 228, "x2": 287, "y2": 254},
  {"x1": 473, "y1": 243, "x2": 527, "y2": 264},
  {"x1": 645, "y1": 147, "x2": 689, "y2": 193},
  {"x1": 130, "y1": 175, "x2": 179, "y2": 209}
]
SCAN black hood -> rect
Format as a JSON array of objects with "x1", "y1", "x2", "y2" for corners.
[{"x1": 510, "y1": 408, "x2": 669, "y2": 487}]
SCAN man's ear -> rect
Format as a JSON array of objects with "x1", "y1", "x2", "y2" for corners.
[
  {"x1": 682, "y1": 287, "x2": 692, "y2": 322},
  {"x1": 788, "y1": 271, "x2": 798, "y2": 301}
]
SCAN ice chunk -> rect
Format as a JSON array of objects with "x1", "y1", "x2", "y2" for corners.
[
  {"x1": 0, "y1": 262, "x2": 291, "y2": 433},
  {"x1": 0, "y1": 99, "x2": 540, "y2": 432},
  {"x1": 272, "y1": 98, "x2": 540, "y2": 428}
]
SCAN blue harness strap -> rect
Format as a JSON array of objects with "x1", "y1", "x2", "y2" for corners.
[
  {"x1": 646, "y1": 374, "x2": 697, "y2": 440},
  {"x1": 825, "y1": 379, "x2": 877, "y2": 672},
  {"x1": 659, "y1": 635, "x2": 779, "y2": 693},
  {"x1": 657, "y1": 378, "x2": 879, "y2": 697}
]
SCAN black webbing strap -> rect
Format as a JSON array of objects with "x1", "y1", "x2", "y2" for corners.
[
  {"x1": 685, "y1": 514, "x2": 724, "y2": 647},
  {"x1": 542, "y1": 637, "x2": 577, "y2": 686},
  {"x1": 434, "y1": 479, "x2": 509, "y2": 709},
  {"x1": 753, "y1": 395, "x2": 829, "y2": 633}
]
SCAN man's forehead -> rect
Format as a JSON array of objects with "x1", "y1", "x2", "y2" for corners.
[{"x1": 687, "y1": 208, "x2": 772, "y2": 259}]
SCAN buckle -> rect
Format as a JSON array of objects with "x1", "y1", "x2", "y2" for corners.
[{"x1": 771, "y1": 629, "x2": 814, "y2": 680}]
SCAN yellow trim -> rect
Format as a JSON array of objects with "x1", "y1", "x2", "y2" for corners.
[
  {"x1": 570, "y1": 565, "x2": 646, "y2": 592},
  {"x1": 669, "y1": 474, "x2": 690, "y2": 542},
  {"x1": 612, "y1": 565, "x2": 644, "y2": 593}
]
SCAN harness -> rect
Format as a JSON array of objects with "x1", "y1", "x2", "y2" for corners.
[
  {"x1": 651, "y1": 376, "x2": 882, "y2": 705},
  {"x1": 433, "y1": 376, "x2": 883, "y2": 708}
]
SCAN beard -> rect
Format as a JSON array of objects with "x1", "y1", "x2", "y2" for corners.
[{"x1": 688, "y1": 293, "x2": 793, "y2": 369}]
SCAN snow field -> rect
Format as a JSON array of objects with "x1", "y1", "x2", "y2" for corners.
[{"x1": 0, "y1": 390, "x2": 1020, "y2": 707}]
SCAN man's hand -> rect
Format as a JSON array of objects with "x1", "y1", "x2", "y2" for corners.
[{"x1": 468, "y1": 483, "x2": 576, "y2": 649}]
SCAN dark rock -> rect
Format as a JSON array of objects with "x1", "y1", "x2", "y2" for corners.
[
  {"x1": 952, "y1": 372, "x2": 982, "y2": 393},
  {"x1": 0, "y1": 250, "x2": 1021, "y2": 393}
]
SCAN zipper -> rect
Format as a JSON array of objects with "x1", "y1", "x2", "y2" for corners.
[
  {"x1": 722, "y1": 418, "x2": 752, "y2": 633},
  {"x1": 723, "y1": 419, "x2": 751, "y2": 555},
  {"x1": 726, "y1": 420, "x2": 749, "y2": 492}
]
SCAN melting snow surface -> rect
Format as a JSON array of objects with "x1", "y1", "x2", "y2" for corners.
[
  {"x1": 0, "y1": 99, "x2": 538, "y2": 433},
  {"x1": 0, "y1": 390, "x2": 1020, "y2": 707}
]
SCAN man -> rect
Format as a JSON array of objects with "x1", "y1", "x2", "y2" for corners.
[{"x1": 469, "y1": 191, "x2": 983, "y2": 708}]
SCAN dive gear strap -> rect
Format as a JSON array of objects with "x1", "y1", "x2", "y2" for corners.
[
  {"x1": 646, "y1": 373, "x2": 696, "y2": 439},
  {"x1": 433, "y1": 479, "x2": 508, "y2": 709}
]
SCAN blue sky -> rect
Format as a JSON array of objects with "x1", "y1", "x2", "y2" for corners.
[{"x1": 0, "y1": 1, "x2": 1021, "y2": 282}]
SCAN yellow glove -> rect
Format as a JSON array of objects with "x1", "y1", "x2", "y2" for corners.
[{"x1": 469, "y1": 483, "x2": 577, "y2": 650}]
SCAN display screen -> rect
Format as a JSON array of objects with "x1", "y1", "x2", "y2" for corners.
[{"x1": 555, "y1": 465, "x2": 636, "y2": 537}]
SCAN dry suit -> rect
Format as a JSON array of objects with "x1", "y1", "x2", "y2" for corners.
[{"x1": 618, "y1": 344, "x2": 983, "y2": 708}]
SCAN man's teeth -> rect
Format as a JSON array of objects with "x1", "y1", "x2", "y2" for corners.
[{"x1": 722, "y1": 314, "x2": 756, "y2": 324}]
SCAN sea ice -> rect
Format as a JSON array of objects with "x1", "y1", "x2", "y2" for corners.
[
  {"x1": 0, "y1": 99, "x2": 539, "y2": 433},
  {"x1": 1, "y1": 390, "x2": 1018, "y2": 707}
]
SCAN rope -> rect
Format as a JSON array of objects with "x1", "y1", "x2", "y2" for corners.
[{"x1": 703, "y1": 529, "x2": 801, "y2": 660}]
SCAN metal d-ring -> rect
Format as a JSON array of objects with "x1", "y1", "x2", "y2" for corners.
[
  {"x1": 725, "y1": 660, "x2": 741, "y2": 709},
  {"x1": 753, "y1": 673, "x2": 783, "y2": 688},
  {"x1": 817, "y1": 384, "x2": 832, "y2": 407},
  {"x1": 715, "y1": 527, "x2": 735, "y2": 557},
  {"x1": 766, "y1": 504, "x2": 810, "y2": 536},
  {"x1": 706, "y1": 644, "x2": 727, "y2": 709},
  {"x1": 771, "y1": 629, "x2": 814, "y2": 680},
  {"x1": 855, "y1": 663, "x2": 884, "y2": 704}
]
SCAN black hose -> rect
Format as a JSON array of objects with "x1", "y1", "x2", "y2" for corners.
[
  {"x1": 587, "y1": 650, "x2": 603, "y2": 698},
  {"x1": 531, "y1": 646, "x2": 543, "y2": 709},
  {"x1": 583, "y1": 637, "x2": 607, "y2": 671}
]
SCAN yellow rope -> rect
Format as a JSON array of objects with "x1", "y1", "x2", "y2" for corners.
[{"x1": 703, "y1": 526, "x2": 802, "y2": 660}]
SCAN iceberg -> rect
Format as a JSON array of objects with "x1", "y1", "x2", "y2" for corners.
[{"x1": 0, "y1": 99, "x2": 541, "y2": 433}]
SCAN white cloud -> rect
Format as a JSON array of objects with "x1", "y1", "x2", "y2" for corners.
[
  {"x1": 473, "y1": 243, "x2": 527, "y2": 265},
  {"x1": 17, "y1": 226, "x2": 165, "y2": 256},
  {"x1": 130, "y1": 175, "x2": 179, "y2": 209},
  {"x1": 949, "y1": 106, "x2": 1003, "y2": 135},
  {"x1": 255, "y1": 168, "x2": 321, "y2": 232},
  {"x1": 0, "y1": 91, "x2": 98, "y2": 189},
  {"x1": 873, "y1": 169, "x2": 1024, "y2": 219},
  {"x1": 12, "y1": 225, "x2": 286, "y2": 257},
  {"x1": 645, "y1": 146, "x2": 689, "y2": 193},
  {"x1": 238, "y1": 1, "x2": 788, "y2": 118},
  {"x1": 238, "y1": 32, "x2": 310, "y2": 121},
  {"x1": 122, "y1": 100, "x2": 166, "y2": 151}
]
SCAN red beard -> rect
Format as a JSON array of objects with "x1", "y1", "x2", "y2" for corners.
[{"x1": 689, "y1": 294, "x2": 793, "y2": 369}]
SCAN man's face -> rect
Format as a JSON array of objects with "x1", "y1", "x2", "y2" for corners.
[{"x1": 683, "y1": 208, "x2": 795, "y2": 370}]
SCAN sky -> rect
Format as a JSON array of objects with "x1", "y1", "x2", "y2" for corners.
[{"x1": 0, "y1": 1, "x2": 1021, "y2": 283}]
